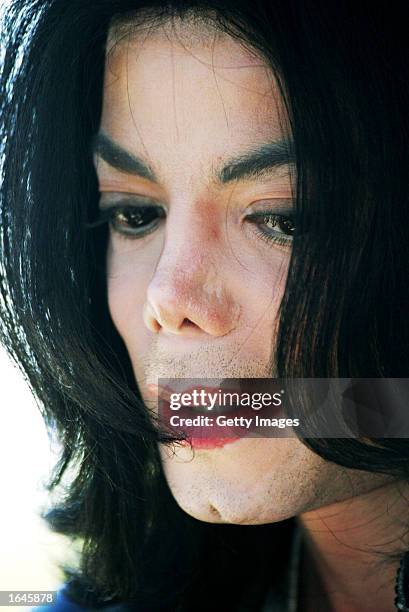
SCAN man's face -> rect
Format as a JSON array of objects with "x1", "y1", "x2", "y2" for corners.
[{"x1": 96, "y1": 18, "x2": 389, "y2": 524}]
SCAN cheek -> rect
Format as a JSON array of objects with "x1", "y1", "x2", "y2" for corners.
[
  {"x1": 234, "y1": 248, "x2": 290, "y2": 345},
  {"x1": 106, "y1": 238, "x2": 154, "y2": 345}
]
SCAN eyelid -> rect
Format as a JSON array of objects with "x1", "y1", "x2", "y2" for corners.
[
  {"x1": 97, "y1": 173, "x2": 166, "y2": 198},
  {"x1": 98, "y1": 194, "x2": 168, "y2": 212},
  {"x1": 246, "y1": 198, "x2": 295, "y2": 214}
]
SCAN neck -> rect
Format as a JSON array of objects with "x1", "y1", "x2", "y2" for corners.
[{"x1": 297, "y1": 480, "x2": 409, "y2": 612}]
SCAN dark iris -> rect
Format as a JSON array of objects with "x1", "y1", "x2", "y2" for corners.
[
  {"x1": 261, "y1": 214, "x2": 295, "y2": 235},
  {"x1": 277, "y1": 216, "x2": 295, "y2": 235},
  {"x1": 113, "y1": 207, "x2": 159, "y2": 229}
]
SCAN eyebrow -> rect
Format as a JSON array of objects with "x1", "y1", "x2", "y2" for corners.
[
  {"x1": 93, "y1": 132, "x2": 157, "y2": 182},
  {"x1": 93, "y1": 131, "x2": 294, "y2": 185},
  {"x1": 218, "y1": 139, "x2": 294, "y2": 183}
]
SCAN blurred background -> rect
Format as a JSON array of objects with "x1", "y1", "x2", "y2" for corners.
[{"x1": 0, "y1": 345, "x2": 79, "y2": 610}]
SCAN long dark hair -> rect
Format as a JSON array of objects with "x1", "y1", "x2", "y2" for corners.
[{"x1": 1, "y1": 1, "x2": 408, "y2": 609}]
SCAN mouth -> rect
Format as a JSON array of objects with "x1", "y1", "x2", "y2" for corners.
[
  {"x1": 161, "y1": 395, "x2": 247, "y2": 447},
  {"x1": 146, "y1": 381, "x2": 283, "y2": 449}
]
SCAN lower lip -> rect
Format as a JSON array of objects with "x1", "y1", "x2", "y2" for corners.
[{"x1": 179, "y1": 436, "x2": 242, "y2": 450}]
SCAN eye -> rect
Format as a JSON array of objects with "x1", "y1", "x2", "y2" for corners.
[
  {"x1": 109, "y1": 206, "x2": 163, "y2": 236},
  {"x1": 86, "y1": 201, "x2": 166, "y2": 239},
  {"x1": 246, "y1": 211, "x2": 296, "y2": 248}
]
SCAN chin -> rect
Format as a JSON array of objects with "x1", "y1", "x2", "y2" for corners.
[
  {"x1": 158, "y1": 436, "x2": 393, "y2": 526},
  {"x1": 162, "y1": 477, "x2": 303, "y2": 525},
  {"x1": 157, "y1": 438, "x2": 319, "y2": 525}
]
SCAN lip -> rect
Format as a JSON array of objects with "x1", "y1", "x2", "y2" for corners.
[
  {"x1": 179, "y1": 437, "x2": 242, "y2": 450},
  {"x1": 145, "y1": 380, "x2": 285, "y2": 446},
  {"x1": 146, "y1": 382, "x2": 257, "y2": 443}
]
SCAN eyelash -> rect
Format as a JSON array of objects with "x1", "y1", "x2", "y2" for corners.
[
  {"x1": 86, "y1": 203, "x2": 295, "y2": 247},
  {"x1": 245, "y1": 212, "x2": 295, "y2": 247}
]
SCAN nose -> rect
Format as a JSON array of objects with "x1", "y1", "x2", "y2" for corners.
[{"x1": 143, "y1": 223, "x2": 240, "y2": 338}]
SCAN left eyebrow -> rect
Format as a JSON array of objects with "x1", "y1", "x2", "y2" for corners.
[
  {"x1": 217, "y1": 139, "x2": 295, "y2": 184},
  {"x1": 93, "y1": 131, "x2": 157, "y2": 182}
]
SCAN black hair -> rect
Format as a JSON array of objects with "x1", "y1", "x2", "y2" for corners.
[{"x1": 1, "y1": 1, "x2": 408, "y2": 610}]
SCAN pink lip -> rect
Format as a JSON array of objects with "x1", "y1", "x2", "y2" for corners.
[
  {"x1": 146, "y1": 382, "x2": 252, "y2": 444},
  {"x1": 145, "y1": 381, "x2": 284, "y2": 446},
  {"x1": 180, "y1": 437, "x2": 241, "y2": 450}
]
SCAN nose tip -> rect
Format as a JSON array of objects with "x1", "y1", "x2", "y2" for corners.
[
  {"x1": 143, "y1": 299, "x2": 199, "y2": 335},
  {"x1": 143, "y1": 278, "x2": 239, "y2": 338}
]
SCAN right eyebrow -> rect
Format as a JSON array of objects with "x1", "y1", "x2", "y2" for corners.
[{"x1": 93, "y1": 131, "x2": 157, "y2": 182}]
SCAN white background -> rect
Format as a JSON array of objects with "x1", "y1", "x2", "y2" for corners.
[{"x1": 0, "y1": 345, "x2": 76, "y2": 608}]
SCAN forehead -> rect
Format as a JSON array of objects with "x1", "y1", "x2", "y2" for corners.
[{"x1": 101, "y1": 16, "x2": 288, "y2": 177}]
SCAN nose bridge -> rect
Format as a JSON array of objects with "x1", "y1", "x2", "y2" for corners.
[
  {"x1": 144, "y1": 204, "x2": 239, "y2": 337},
  {"x1": 152, "y1": 241, "x2": 213, "y2": 300},
  {"x1": 155, "y1": 200, "x2": 219, "y2": 284}
]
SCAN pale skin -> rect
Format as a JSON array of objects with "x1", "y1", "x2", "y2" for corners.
[{"x1": 94, "y1": 15, "x2": 409, "y2": 612}]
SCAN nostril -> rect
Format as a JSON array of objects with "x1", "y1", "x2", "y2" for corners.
[{"x1": 182, "y1": 318, "x2": 197, "y2": 327}]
